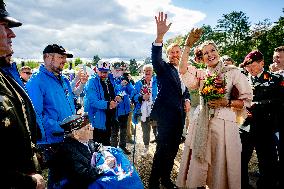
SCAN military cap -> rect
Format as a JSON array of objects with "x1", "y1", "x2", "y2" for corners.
[
  {"x1": 60, "y1": 113, "x2": 89, "y2": 134},
  {"x1": 0, "y1": 0, "x2": 22, "y2": 28},
  {"x1": 241, "y1": 50, "x2": 263, "y2": 68}
]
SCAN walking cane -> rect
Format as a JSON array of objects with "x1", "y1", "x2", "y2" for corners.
[{"x1": 132, "y1": 122, "x2": 137, "y2": 165}]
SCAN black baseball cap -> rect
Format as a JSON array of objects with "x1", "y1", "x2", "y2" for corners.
[
  {"x1": 43, "y1": 44, "x2": 73, "y2": 58},
  {"x1": 0, "y1": 0, "x2": 22, "y2": 28}
]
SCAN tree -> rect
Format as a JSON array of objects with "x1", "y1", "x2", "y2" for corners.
[
  {"x1": 74, "y1": 58, "x2": 83, "y2": 67},
  {"x1": 22, "y1": 60, "x2": 40, "y2": 69},
  {"x1": 92, "y1": 55, "x2": 101, "y2": 66},
  {"x1": 144, "y1": 57, "x2": 152, "y2": 65},
  {"x1": 129, "y1": 59, "x2": 139, "y2": 76},
  {"x1": 215, "y1": 11, "x2": 252, "y2": 65},
  {"x1": 250, "y1": 19, "x2": 273, "y2": 68}
]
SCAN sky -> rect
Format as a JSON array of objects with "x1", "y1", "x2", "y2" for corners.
[{"x1": 6, "y1": 0, "x2": 284, "y2": 60}]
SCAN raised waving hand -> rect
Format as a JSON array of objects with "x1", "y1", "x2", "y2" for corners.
[
  {"x1": 155, "y1": 12, "x2": 172, "y2": 43},
  {"x1": 185, "y1": 28, "x2": 203, "y2": 47}
]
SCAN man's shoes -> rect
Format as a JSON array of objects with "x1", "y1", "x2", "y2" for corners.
[
  {"x1": 150, "y1": 139, "x2": 156, "y2": 143},
  {"x1": 120, "y1": 146, "x2": 131, "y2": 155},
  {"x1": 161, "y1": 180, "x2": 178, "y2": 189}
]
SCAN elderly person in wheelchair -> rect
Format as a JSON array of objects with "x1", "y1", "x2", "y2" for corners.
[{"x1": 49, "y1": 113, "x2": 143, "y2": 189}]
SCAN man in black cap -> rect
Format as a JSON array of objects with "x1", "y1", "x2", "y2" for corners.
[
  {"x1": 241, "y1": 50, "x2": 284, "y2": 189},
  {"x1": 26, "y1": 43, "x2": 88, "y2": 188},
  {"x1": 0, "y1": 0, "x2": 46, "y2": 188}
]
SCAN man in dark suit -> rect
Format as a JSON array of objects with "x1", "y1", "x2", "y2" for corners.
[
  {"x1": 241, "y1": 50, "x2": 284, "y2": 189},
  {"x1": 149, "y1": 12, "x2": 190, "y2": 189}
]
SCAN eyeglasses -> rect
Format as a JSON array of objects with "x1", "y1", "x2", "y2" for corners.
[{"x1": 23, "y1": 72, "x2": 32, "y2": 75}]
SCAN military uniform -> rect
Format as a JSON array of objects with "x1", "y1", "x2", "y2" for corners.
[
  {"x1": 0, "y1": 66, "x2": 40, "y2": 188},
  {"x1": 241, "y1": 70, "x2": 284, "y2": 189}
]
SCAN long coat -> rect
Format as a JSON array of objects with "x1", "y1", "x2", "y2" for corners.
[{"x1": 0, "y1": 68, "x2": 39, "y2": 188}]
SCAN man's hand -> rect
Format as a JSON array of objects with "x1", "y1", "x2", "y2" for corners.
[
  {"x1": 109, "y1": 100, "x2": 118, "y2": 109},
  {"x1": 115, "y1": 96, "x2": 122, "y2": 103},
  {"x1": 185, "y1": 28, "x2": 203, "y2": 47},
  {"x1": 31, "y1": 174, "x2": 46, "y2": 189},
  {"x1": 207, "y1": 98, "x2": 228, "y2": 109},
  {"x1": 155, "y1": 12, "x2": 172, "y2": 43},
  {"x1": 184, "y1": 100, "x2": 191, "y2": 112}
]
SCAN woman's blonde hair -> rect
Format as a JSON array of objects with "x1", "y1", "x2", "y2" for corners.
[{"x1": 199, "y1": 40, "x2": 219, "y2": 53}]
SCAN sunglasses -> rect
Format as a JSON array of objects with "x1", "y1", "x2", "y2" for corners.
[{"x1": 23, "y1": 72, "x2": 32, "y2": 75}]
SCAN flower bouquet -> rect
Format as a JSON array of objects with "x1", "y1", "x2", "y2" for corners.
[
  {"x1": 140, "y1": 84, "x2": 151, "y2": 96},
  {"x1": 200, "y1": 73, "x2": 226, "y2": 102}
]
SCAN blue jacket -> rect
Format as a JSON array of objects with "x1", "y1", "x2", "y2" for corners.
[
  {"x1": 84, "y1": 74, "x2": 118, "y2": 130},
  {"x1": 26, "y1": 64, "x2": 76, "y2": 144},
  {"x1": 132, "y1": 76, "x2": 158, "y2": 124},
  {"x1": 109, "y1": 74, "x2": 134, "y2": 117}
]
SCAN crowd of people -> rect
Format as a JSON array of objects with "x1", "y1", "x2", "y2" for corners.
[{"x1": 1, "y1": 1, "x2": 284, "y2": 188}]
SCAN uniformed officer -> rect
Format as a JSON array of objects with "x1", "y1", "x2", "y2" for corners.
[{"x1": 241, "y1": 50, "x2": 284, "y2": 189}]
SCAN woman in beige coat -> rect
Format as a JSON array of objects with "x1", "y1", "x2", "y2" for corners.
[{"x1": 176, "y1": 29, "x2": 253, "y2": 189}]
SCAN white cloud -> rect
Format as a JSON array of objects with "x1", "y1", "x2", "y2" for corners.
[{"x1": 7, "y1": 0, "x2": 206, "y2": 59}]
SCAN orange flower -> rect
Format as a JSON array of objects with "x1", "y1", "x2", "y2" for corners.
[
  {"x1": 201, "y1": 73, "x2": 226, "y2": 101},
  {"x1": 263, "y1": 73, "x2": 270, "y2": 80}
]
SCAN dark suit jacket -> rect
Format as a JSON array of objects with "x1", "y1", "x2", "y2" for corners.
[
  {"x1": 51, "y1": 137, "x2": 101, "y2": 189},
  {"x1": 150, "y1": 44, "x2": 190, "y2": 127}
]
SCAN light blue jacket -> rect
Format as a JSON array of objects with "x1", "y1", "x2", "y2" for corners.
[
  {"x1": 84, "y1": 74, "x2": 119, "y2": 130},
  {"x1": 26, "y1": 64, "x2": 76, "y2": 144},
  {"x1": 132, "y1": 76, "x2": 158, "y2": 124}
]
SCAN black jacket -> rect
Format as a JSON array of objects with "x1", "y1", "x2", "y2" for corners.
[
  {"x1": 150, "y1": 44, "x2": 190, "y2": 127},
  {"x1": 51, "y1": 137, "x2": 101, "y2": 189},
  {"x1": 0, "y1": 67, "x2": 39, "y2": 188}
]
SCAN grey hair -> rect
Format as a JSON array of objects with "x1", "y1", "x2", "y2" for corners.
[{"x1": 143, "y1": 64, "x2": 153, "y2": 71}]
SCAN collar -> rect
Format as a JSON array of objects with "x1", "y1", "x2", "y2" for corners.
[
  {"x1": 40, "y1": 64, "x2": 63, "y2": 79},
  {"x1": 250, "y1": 69, "x2": 264, "y2": 79}
]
